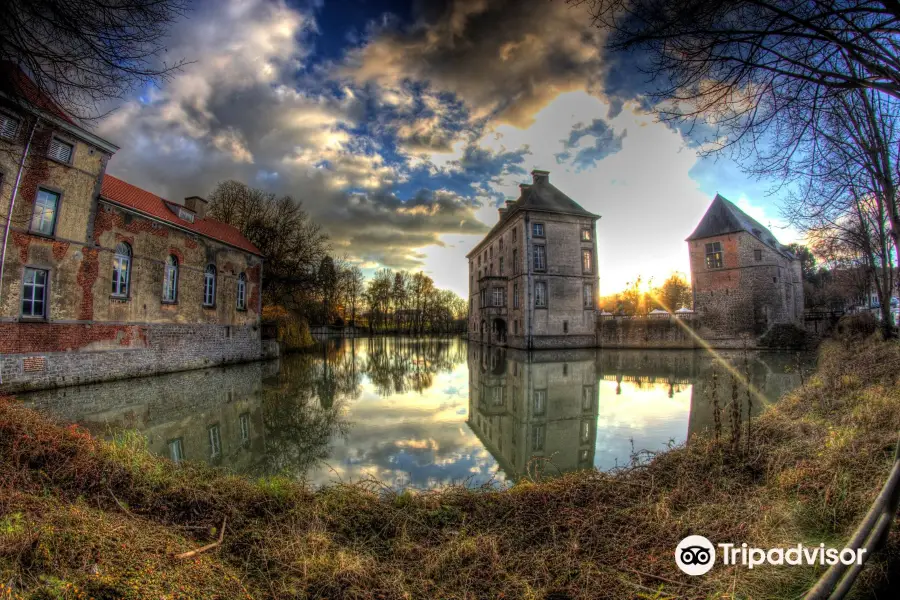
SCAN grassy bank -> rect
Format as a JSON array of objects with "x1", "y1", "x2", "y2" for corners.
[{"x1": 1, "y1": 338, "x2": 899, "y2": 599}]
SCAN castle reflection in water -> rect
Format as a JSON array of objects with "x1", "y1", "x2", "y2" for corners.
[{"x1": 19, "y1": 338, "x2": 811, "y2": 487}]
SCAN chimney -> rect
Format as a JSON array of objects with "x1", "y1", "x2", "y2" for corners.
[
  {"x1": 531, "y1": 169, "x2": 550, "y2": 184},
  {"x1": 519, "y1": 183, "x2": 532, "y2": 193},
  {"x1": 184, "y1": 196, "x2": 208, "y2": 219},
  {"x1": 505, "y1": 199, "x2": 516, "y2": 208},
  {"x1": 498, "y1": 207, "x2": 507, "y2": 218}
]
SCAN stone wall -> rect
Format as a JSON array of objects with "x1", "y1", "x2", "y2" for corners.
[
  {"x1": 0, "y1": 322, "x2": 275, "y2": 393},
  {"x1": 597, "y1": 316, "x2": 758, "y2": 349},
  {"x1": 689, "y1": 232, "x2": 803, "y2": 335}
]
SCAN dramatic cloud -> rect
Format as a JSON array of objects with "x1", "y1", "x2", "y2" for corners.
[{"x1": 93, "y1": 0, "x2": 793, "y2": 294}]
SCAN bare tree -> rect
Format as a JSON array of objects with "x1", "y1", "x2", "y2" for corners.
[{"x1": 1, "y1": 0, "x2": 189, "y2": 120}]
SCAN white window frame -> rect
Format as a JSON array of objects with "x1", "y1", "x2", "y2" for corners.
[
  {"x1": 534, "y1": 281, "x2": 547, "y2": 308},
  {"x1": 582, "y1": 249, "x2": 593, "y2": 273},
  {"x1": 168, "y1": 438, "x2": 184, "y2": 463},
  {"x1": 203, "y1": 264, "x2": 217, "y2": 306},
  {"x1": 111, "y1": 242, "x2": 131, "y2": 298},
  {"x1": 162, "y1": 255, "x2": 178, "y2": 302},
  {"x1": 533, "y1": 245, "x2": 546, "y2": 271},
  {"x1": 534, "y1": 389, "x2": 547, "y2": 415},
  {"x1": 532, "y1": 222, "x2": 545, "y2": 238},
  {"x1": 532, "y1": 423, "x2": 545, "y2": 451},
  {"x1": 492, "y1": 287, "x2": 504, "y2": 307},
  {"x1": 583, "y1": 283, "x2": 593, "y2": 308},
  {"x1": 208, "y1": 424, "x2": 222, "y2": 458},
  {"x1": 581, "y1": 228, "x2": 592, "y2": 242},
  {"x1": 21, "y1": 267, "x2": 48, "y2": 318},
  {"x1": 239, "y1": 413, "x2": 251, "y2": 445},
  {"x1": 513, "y1": 283, "x2": 519, "y2": 308},
  {"x1": 237, "y1": 272, "x2": 247, "y2": 310},
  {"x1": 31, "y1": 188, "x2": 60, "y2": 236}
]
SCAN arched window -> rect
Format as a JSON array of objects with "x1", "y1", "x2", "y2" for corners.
[
  {"x1": 111, "y1": 242, "x2": 131, "y2": 297},
  {"x1": 162, "y1": 255, "x2": 178, "y2": 302},
  {"x1": 203, "y1": 264, "x2": 216, "y2": 306},
  {"x1": 236, "y1": 272, "x2": 247, "y2": 310}
]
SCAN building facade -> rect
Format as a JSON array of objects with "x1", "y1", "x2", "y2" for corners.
[
  {"x1": 687, "y1": 194, "x2": 804, "y2": 335},
  {"x1": 0, "y1": 73, "x2": 270, "y2": 393},
  {"x1": 466, "y1": 170, "x2": 600, "y2": 349}
]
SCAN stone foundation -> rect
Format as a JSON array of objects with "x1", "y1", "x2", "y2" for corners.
[{"x1": 0, "y1": 322, "x2": 277, "y2": 393}]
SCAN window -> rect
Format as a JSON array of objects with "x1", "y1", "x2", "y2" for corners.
[
  {"x1": 478, "y1": 255, "x2": 482, "y2": 266},
  {"x1": 48, "y1": 137, "x2": 74, "y2": 163},
  {"x1": 532, "y1": 424, "x2": 545, "y2": 451},
  {"x1": 513, "y1": 283, "x2": 519, "y2": 308},
  {"x1": 469, "y1": 298, "x2": 473, "y2": 313},
  {"x1": 583, "y1": 283, "x2": 593, "y2": 308},
  {"x1": 582, "y1": 386, "x2": 594, "y2": 412},
  {"x1": 489, "y1": 246, "x2": 493, "y2": 259},
  {"x1": 754, "y1": 249, "x2": 762, "y2": 261},
  {"x1": 534, "y1": 389, "x2": 547, "y2": 415},
  {"x1": 513, "y1": 227, "x2": 517, "y2": 242},
  {"x1": 492, "y1": 287, "x2": 504, "y2": 306},
  {"x1": 237, "y1": 273, "x2": 247, "y2": 310},
  {"x1": 533, "y1": 245, "x2": 546, "y2": 271},
  {"x1": 582, "y1": 228, "x2": 592, "y2": 241},
  {"x1": 514, "y1": 319, "x2": 519, "y2": 335},
  {"x1": 499, "y1": 257, "x2": 504, "y2": 275},
  {"x1": 480, "y1": 288, "x2": 487, "y2": 307},
  {"x1": 563, "y1": 320, "x2": 568, "y2": 333},
  {"x1": 30, "y1": 189, "x2": 59, "y2": 235},
  {"x1": 21, "y1": 268, "x2": 48, "y2": 318},
  {"x1": 705, "y1": 242, "x2": 723, "y2": 269},
  {"x1": 176, "y1": 206, "x2": 195, "y2": 223},
  {"x1": 208, "y1": 424, "x2": 222, "y2": 458},
  {"x1": 168, "y1": 439, "x2": 184, "y2": 463},
  {"x1": 582, "y1": 249, "x2": 593, "y2": 273},
  {"x1": 579, "y1": 448, "x2": 590, "y2": 463},
  {"x1": 580, "y1": 420, "x2": 592, "y2": 444},
  {"x1": 513, "y1": 248, "x2": 518, "y2": 273},
  {"x1": 0, "y1": 113, "x2": 20, "y2": 140},
  {"x1": 240, "y1": 413, "x2": 251, "y2": 445},
  {"x1": 111, "y1": 242, "x2": 131, "y2": 297},
  {"x1": 532, "y1": 222, "x2": 544, "y2": 237},
  {"x1": 499, "y1": 238, "x2": 504, "y2": 251},
  {"x1": 492, "y1": 386, "x2": 504, "y2": 406},
  {"x1": 203, "y1": 264, "x2": 217, "y2": 306},
  {"x1": 162, "y1": 255, "x2": 178, "y2": 302},
  {"x1": 535, "y1": 281, "x2": 547, "y2": 307}
]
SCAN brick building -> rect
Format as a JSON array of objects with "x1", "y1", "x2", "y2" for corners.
[
  {"x1": 687, "y1": 194, "x2": 803, "y2": 335},
  {"x1": 466, "y1": 170, "x2": 600, "y2": 349},
  {"x1": 0, "y1": 72, "x2": 270, "y2": 392}
]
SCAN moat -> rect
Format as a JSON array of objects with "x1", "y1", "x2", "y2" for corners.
[{"x1": 19, "y1": 337, "x2": 813, "y2": 489}]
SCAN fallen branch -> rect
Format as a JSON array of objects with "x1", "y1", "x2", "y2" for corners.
[{"x1": 174, "y1": 517, "x2": 227, "y2": 560}]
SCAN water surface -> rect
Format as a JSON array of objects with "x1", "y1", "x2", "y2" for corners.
[{"x1": 20, "y1": 337, "x2": 812, "y2": 488}]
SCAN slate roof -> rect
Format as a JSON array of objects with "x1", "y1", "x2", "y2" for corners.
[
  {"x1": 466, "y1": 171, "x2": 599, "y2": 258},
  {"x1": 100, "y1": 175, "x2": 263, "y2": 256},
  {"x1": 687, "y1": 194, "x2": 795, "y2": 259}
]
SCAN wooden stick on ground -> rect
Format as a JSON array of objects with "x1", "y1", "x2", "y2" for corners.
[{"x1": 174, "y1": 517, "x2": 227, "y2": 560}]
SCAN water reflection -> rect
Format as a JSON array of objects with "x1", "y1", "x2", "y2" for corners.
[{"x1": 19, "y1": 338, "x2": 811, "y2": 488}]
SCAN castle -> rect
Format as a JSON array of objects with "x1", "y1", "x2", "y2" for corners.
[
  {"x1": 467, "y1": 174, "x2": 804, "y2": 349},
  {"x1": 466, "y1": 170, "x2": 600, "y2": 349}
]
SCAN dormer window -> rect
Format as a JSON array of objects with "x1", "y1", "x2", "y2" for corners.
[
  {"x1": 0, "y1": 113, "x2": 20, "y2": 140},
  {"x1": 48, "y1": 137, "x2": 74, "y2": 164},
  {"x1": 176, "y1": 206, "x2": 195, "y2": 223}
]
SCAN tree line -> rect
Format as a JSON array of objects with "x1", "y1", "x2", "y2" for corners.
[
  {"x1": 206, "y1": 180, "x2": 466, "y2": 337},
  {"x1": 598, "y1": 273, "x2": 693, "y2": 316}
]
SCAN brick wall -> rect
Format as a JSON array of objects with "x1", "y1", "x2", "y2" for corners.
[{"x1": 0, "y1": 322, "x2": 274, "y2": 393}]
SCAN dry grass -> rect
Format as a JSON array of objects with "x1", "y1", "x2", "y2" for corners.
[{"x1": 1, "y1": 338, "x2": 899, "y2": 599}]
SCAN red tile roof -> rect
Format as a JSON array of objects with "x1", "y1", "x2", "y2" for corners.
[
  {"x1": 1, "y1": 62, "x2": 75, "y2": 124},
  {"x1": 100, "y1": 175, "x2": 262, "y2": 256}
]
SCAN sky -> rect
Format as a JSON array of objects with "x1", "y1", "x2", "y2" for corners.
[{"x1": 94, "y1": 0, "x2": 800, "y2": 297}]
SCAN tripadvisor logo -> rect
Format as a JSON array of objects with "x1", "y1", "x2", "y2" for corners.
[
  {"x1": 675, "y1": 535, "x2": 716, "y2": 576},
  {"x1": 675, "y1": 536, "x2": 868, "y2": 576}
]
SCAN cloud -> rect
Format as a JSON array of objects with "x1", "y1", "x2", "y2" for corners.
[
  {"x1": 343, "y1": 0, "x2": 606, "y2": 128},
  {"x1": 555, "y1": 119, "x2": 626, "y2": 171}
]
